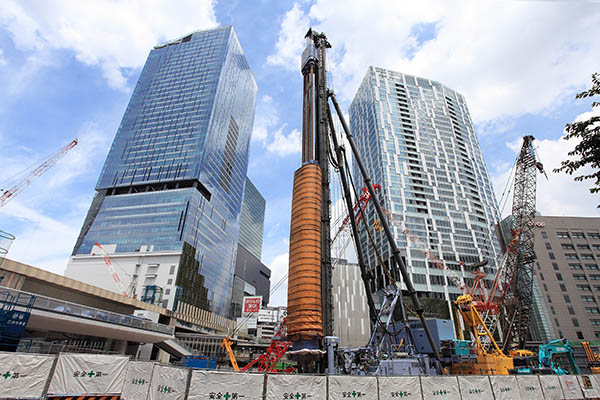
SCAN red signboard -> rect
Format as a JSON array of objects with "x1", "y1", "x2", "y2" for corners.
[{"x1": 243, "y1": 296, "x2": 262, "y2": 314}]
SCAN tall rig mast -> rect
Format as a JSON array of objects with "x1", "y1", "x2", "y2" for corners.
[
  {"x1": 501, "y1": 135, "x2": 546, "y2": 351},
  {"x1": 301, "y1": 29, "x2": 333, "y2": 336}
]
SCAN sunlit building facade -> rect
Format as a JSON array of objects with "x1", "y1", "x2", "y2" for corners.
[
  {"x1": 349, "y1": 67, "x2": 502, "y2": 309},
  {"x1": 68, "y1": 26, "x2": 257, "y2": 317},
  {"x1": 238, "y1": 178, "x2": 266, "y2": 260}
]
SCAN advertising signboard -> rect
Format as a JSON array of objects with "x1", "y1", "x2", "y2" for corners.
[{"x1": 242, "y1": 296, "x2": 262, "y2": 316}]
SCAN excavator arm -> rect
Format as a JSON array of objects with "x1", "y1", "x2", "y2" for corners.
[{"x1": 221, "y1": 336, "x2": 239, "y2": 371}]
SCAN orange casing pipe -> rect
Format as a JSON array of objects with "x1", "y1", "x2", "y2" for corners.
[{"x1": 287, "y1": 163, "x2": 323, "y2": 341}]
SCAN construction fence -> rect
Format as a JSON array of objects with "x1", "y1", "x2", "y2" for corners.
[{"x1": 1, "y1": 352, "x2": 600, "y2": 399}]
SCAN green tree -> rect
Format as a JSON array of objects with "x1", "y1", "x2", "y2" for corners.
[{"x1": 554, "y1": 73, "x2": 600, "y2": 206}]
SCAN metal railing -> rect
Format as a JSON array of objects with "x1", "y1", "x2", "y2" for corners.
[{"x1": 0, "y1": 287, "x2": 174, "y2": 335}]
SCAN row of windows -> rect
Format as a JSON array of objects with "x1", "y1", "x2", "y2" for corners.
[{"x1": 545, "y1": 231, "x2": 600, "y2": 239}]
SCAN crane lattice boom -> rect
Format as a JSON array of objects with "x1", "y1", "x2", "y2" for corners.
[
  {"x1": 0, "y1": 139, "x2": 78, "y2": 207},
  {"x1": 501, "y1": 135, "x2": 544, "y2": 351},
  {"x1": 93, "y1": 242, "x2": 129, "y2": 297}
]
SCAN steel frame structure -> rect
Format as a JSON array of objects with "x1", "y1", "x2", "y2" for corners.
[{"x1": 501, "y1": 135, "x2": 540, "y2": 351}]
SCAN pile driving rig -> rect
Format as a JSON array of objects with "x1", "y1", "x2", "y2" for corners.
[{"x1": 286, "y1": 29, "x2": 444, "y2": 374}]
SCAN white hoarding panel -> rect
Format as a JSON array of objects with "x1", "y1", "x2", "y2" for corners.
[
  {"x1": 420, "y1": 376, "x2": 460, "y2": 400},
  {"x1": 489, "y1": 375, "x2": 521, "y2": 400},
  {"x1": 328, "y1": 375, "x2": 378, "y2": 400},
  {"x1": 539, "y1": 375, "x2": 564, "y2": 400},
  {"x1": 0, "y1": 352, "x2": 55, "y2": 399},
  {"x1": 266, "y1": 374, "x2": 325, "y2": 400},
  {"x1": 378, "y1": 376, "x2": 422, "y2": 400},
  {"x1": 559, "y1": 375, "x2": 584, "y2": 400},
  {"x1": 457, "y1": 376, "x2": 493, "y2": 400},
  {"x1": 121, "y1": 361, "x2": 155, "y2": 400},
  {"x1": 188, "y1": 370, "x2": 264, "y2": 399},
  {"x1": 47, "y1": 354, "x2": 128, "y2": 395},
  {"x1": 149, "y1": 365, "x2": 189, "y2": 400},
  {"x1": 577, "y1": 375, "x2": 600, "y2": 398},
  {"x1": 516, "y1": 375, "x2": 543, "y2": 398}
]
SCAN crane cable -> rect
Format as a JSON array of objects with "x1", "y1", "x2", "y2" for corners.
[{"x1": 226, "y1": 271, "x2": 289, "y2": 337}]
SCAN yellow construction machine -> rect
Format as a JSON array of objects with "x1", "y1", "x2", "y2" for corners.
[
  {"x1": 582, "y1": 341, "x2": 600, "y2": 374},
  {"x1": 450, "y1": 294, "x2": 514, "y2": 375}
]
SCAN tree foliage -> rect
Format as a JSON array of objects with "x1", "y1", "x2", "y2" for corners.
[{"x1": 554, "y1": 73, "x2": 600, "y2": 206}]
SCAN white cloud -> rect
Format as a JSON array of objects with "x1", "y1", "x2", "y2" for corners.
[
  {"x1": 266, "y1": 3, "x2": 310, "y2": 70},
  {"x1": 44, "y1": 123, "x2": 112, "y2": 191},
  {"x1": 0, "y1": 200, "x2": 82, "y2": 275},
  {"x1": 492, "y1": 109, "x2": 600, "y2": 218},
  {"x1": 0, "y1": 120, "x2": 114, "y2": 273},
  {"x1": 267, "y1": 252, "x2": 289, "y2": 306},
  {"x1": 0, "y1": 0, "x2": 218, "y2": 90},
  {"x1": 0, "y1": 49, "x2": 6, "y2": 65},
  {"x1": 269, "y1": 1, "x2": 600, "y2": 123},
  {"x1": 252, "y1": 95, "x2": 279, "y2": 143},
  {"x1": 266, "y1": 126, "x2": 301, "y2": 156}
]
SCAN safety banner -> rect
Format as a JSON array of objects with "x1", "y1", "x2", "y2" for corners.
[
  {"x1": 577, "y1": 375, "x2": 600, "y2": 399},
  {"x1": 489, "y1": 375, "x2": 520, "y2": 400},
  {"x1": 47, "y1": 354, "x2": 129, "y2": 396},
  {"x1": 457, "y1": 375, "x2": 493, "y2": 400},
  {"x1": 377, "y1": 376, "x2": 422, "y2": 399},
  {"x1": 0, "y1": 352, "x2": 56, "y2": 399},
  {"x1": 559, "y1": 375, "x2": 584, "y2": 400},
  {"x1": 420, "y1": 376, "x2": 460, "y2": 400},
  {"x1": 188, "y1": 370, "x2": 264, "y2": 400},
  {"x1": 538, "y1": 375, "x2": 564, "y2": 400},
  {"x1": 328, "y1": 375, "x2": 378, "y2": 400},
  {"x1": 148, "y1": 365, "x2": 189, "y2": 400},
  {"x1": 266, "y1": 373, "x2": 326, "y2": 400},
  {"x1": 121, "y1": 361, "x2": 155, "y2": 400},
  {"x1": 516, "y1": 375, "x2": 543, "y2": 398}
]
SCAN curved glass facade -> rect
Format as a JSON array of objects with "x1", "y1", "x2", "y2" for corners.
[
  {"x1": 73, "y1": 26, "x2": 257, "y2": 317},
  {"x1": 350, "y1": 67, "x2": 501, "y2": 304}
]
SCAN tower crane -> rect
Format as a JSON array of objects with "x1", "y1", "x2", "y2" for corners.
[
  {"x1": 500, "y1": 135, "x2": 546, "y2": 351},
  {"x1": 92, "y1": 242, "x2": 138, "y2": 298},
  {"x1": 0, "y1": 139, "x2": 78, "y2": 207}
]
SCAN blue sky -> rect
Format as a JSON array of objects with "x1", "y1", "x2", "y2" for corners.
[{"x1": 0, "y1": 1, "x2": 599, "y2": 307}]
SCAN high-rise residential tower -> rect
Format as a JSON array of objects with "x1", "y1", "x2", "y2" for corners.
[
  {"x1": 67, "y1": 26, "x2": 257, "y2": 317},
  {"x1": 349, "y1": 67, "x2": 501, "y2": 310}
]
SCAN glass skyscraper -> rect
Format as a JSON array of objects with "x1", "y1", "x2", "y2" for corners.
[
  {"x1": 71, "y1": 26, "x2": 257, "y2": 317},
  {"x1": 350, "y1": 67, "x2": 501, "y2": 307},
  {"x1": 238, "y1": 177, "x2": 266, "y2": 260}
]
